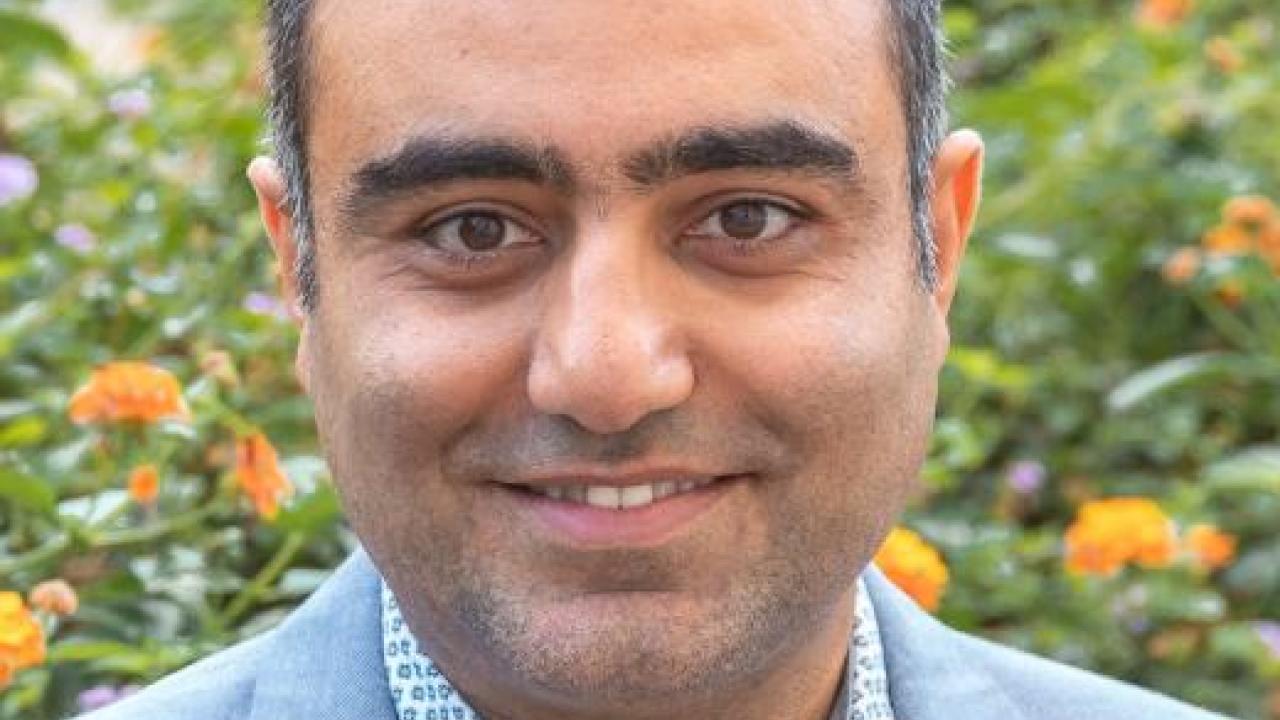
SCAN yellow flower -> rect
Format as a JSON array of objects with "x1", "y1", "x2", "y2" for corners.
[
  {"x1": 1065, "y1": 497, "x2": 1177, "y2": 576},
  {"x1": 28, "y1": 579, "x2": 78, "y2": 617},
  {"x1": 0, "y1": 591, "x2": 46, "y2": 688},
  {"x1": 127, "y1": 464, "x2": 160, "y2": 506},
  {"x1": 235, "y1": 432, "x2": 293, "y2": 520},
  {"x1": 1184, "y1": 524, "x2": 1237, "y2": 571},
  {"x1": 874, "y1": 527, "x2": 949, "y2": 612},
  {"x1": 68, "y1": 362, "x2": 190, "y2": 425}
]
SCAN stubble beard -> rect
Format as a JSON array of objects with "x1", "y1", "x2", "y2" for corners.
[{"x1": 429, "y1": 531, "x2": 855, "y2": 718}]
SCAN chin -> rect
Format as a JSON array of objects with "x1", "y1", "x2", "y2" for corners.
[{"x1": 453, "y1": 578, "x2": 821, "y2": 708}]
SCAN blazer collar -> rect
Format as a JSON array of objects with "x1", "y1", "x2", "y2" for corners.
[
  {"x1": 862, "y1": 564, "x2": 1026, "y2": 720},
  {"x1": 249, "y1": 547, "x2": 1023, "y2": 720},
  {"x1": 249, "y1": 546, "x2": 396, "y2": 720}
]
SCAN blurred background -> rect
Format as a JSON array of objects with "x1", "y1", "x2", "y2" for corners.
[{"x1": 1, "y1": 0, "x2": 1277, "y2": 717}]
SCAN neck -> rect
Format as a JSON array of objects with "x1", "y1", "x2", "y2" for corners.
[{"x1": 444, "y1": 590, "x2": 856, "y2": 720}]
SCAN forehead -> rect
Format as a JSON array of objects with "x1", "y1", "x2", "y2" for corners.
[{"x1": 305, "y1": 0, "x2": 899, "y2": 188}]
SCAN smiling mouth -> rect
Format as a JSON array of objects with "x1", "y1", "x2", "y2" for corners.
[
  {"x1": 502, "y1": 474, "x2": 745, "y2": 547},
  {"x1": 515, "y1": 478, "x2": 720, "y2": 510}
]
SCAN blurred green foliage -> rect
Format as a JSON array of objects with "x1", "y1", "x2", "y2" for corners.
[{"x1": 0, "y1": 0, "x2": 1277, "y2": 717}]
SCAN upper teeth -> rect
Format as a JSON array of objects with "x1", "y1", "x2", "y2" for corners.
[{"x1": 532, "y1": 479, "x2": 716, "y2": 509}]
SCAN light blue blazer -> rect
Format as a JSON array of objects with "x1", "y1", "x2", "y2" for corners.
[{"x1": 77, "y1": 546, "x2": 1230, "y2": 719}]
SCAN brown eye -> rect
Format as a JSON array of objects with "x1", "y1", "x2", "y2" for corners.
[
  {"x1": 419, "y1": 211, "x2": 541, "y2": 256},
  {"x1": 687, "y1": 199, "x2": 800, "y2": 246},
  {"x1": 457, "y1": 213, "x2": 506, "y2": 251},
  {"x1": 718, "y1": 202, "x2": 768, "y2": 240}
]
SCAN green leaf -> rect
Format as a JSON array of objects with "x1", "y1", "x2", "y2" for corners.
[
  {"x1": 0, "y1": 667, "x2": 48, "y2": 715},
  {"x1": 0, "y1": 10, "x2": 72, "y2": 61},
  {"x1": 272, "y1": 481, "x2": 341, "y2": 535},
  {"x1": 48, "y1": 640, "x2": 143, "y2": 663},
  {"x1": 1106, "y1": 353, "x2": 1276, "y2": 411},
  {"x1": 0, "y1": 468, "x2": 56, "y2": 516},
  {"x1": 276, "y1": 567, "x2": 332, "y2": 597},
  {"x1": 0, "y1": 415, "x2": 48, "y2": 447},
  {"x1": 1204, "y1": 446, "x2": 1280, "y2": 492},
  {"x1": 0, "y1": 400, "x2": 37, "y2": 422}
]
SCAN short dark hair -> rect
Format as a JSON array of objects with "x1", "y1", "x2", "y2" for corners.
[{"x1": 265, "y1": 0, "x2": 948, "y2": 310}]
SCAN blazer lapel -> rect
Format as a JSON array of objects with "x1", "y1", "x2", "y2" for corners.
[
  {"x1": 864, "y1": 564, "x2": 1026, "y2": 720},
  {"x1": 248, "y1": 546, "x2": 397, "y2": 720}
]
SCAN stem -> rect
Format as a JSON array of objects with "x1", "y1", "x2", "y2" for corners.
[
  {"x1": 1195, "y1": 294, "x2": 1263, "y2": 355},
  {"x1": 218, "y1": 531, "x2": 307, "y2": 628},
  {"x1": 0, "y1": 533, "x2": 72, "y2": 579},
  {"x1": 0, "y1": 502, "x2": 221, "y2": 579},
  {"x1": 191, "y1": 391, "x2": 254, "y2": 436},
  {"x1": 93, "y1": 503, "x2": 221, "y2": 549}
]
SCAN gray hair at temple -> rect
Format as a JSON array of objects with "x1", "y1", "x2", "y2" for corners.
[{"x1": 264, "y1": 0, "x2": 949, "y2": 311}]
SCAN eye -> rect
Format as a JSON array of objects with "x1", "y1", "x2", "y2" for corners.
[
  {"x1": 418, "y1": 211, "x2": 541, "y2": 255},
  {"x1": 687, "y1": 200, "x2": 801, "y2": 244}
]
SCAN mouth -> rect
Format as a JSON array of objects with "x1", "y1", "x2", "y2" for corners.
[
  {"x1": 513, "y1": 477, "x2": 719, "y2": 510},
  {"x1": 499, "y1": 474, "x2": 746, "y2": 548}
]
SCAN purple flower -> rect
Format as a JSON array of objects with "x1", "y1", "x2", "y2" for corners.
[
  {"x1": 1255, "y1": 621, "x2": 1280, "y2": 659},
  {"x1": 0, "y1": 153, "x2": 38, "y2": 206},
  {"x1": 55, "y1": 223, "x2": 97, "y2": 254},
  {"x1": 77, "y1": 685, "x2": 125, "y2": 712},
  {"x1": 243, "y1": 291, "x2": 289, "y2": 319},
  {"x1": 1006, "y1": 460, "x2": 1046, "y2": 494},
  {"x1": 107, "y1": 88, "x2": 152, "y2": 120}
]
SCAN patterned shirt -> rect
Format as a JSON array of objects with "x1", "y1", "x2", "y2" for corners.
[{"x1": 381, "y1": 575, "x2": 895, "y2": 720}]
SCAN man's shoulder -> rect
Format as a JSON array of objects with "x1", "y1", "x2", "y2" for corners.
[
  {"x1": 945, "y1": 624, "x2": 1229, "y2": 719},
  {"x1": 863, "y1": 565, "x2": 1231, "y2": 720},
  {"x1": 71, "y1": 548, "x2": 392, "y2": 720},
  {"x1": 72, "y1": 632, "x2": 269, "y2": 720}
]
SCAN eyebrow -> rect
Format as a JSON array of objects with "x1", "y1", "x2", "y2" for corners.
[
  {"x1": 338, "y1": 120, "x2": 860, "y2": 230},
  {"x1": 340, "y1": 136, "x2": 575, "y2": 226},
  {"x1": 622, "y1": 120, "x2": 859, "y2": 188}
]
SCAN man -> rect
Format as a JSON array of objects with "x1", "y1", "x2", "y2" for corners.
[{"x1": 83, "y1": 1, "x2": 1226, "y2": 718}]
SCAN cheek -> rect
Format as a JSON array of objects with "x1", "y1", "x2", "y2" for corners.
[
  {"x1": 307, "y1": 293, "x2": 531, "y2": 514},
  {"x1": 719, "y1": 286, "x2": 937, "y2": 522}
]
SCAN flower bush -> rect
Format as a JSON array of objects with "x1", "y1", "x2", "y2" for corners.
[{"x1": 0, "y1": 0, "x2": 1276, "y2": 718}]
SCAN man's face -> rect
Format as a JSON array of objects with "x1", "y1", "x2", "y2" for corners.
[{"x1": 272, "y1": 0, "x2": 965, "y2": 714}]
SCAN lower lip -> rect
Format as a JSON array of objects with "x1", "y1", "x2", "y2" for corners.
[{"x1": 502, "y1": 476, "x2": 746, "y2": 548}]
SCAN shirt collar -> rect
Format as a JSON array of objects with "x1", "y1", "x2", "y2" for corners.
[{"x1": 381, "y1": 576, "x2": 895, "y2": 720}]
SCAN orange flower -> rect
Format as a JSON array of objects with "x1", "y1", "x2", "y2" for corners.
[
  {"x1": 1161, "y1": 247, "x2": 1201, "y2": 285},
  {"x1": 874, "y1": 527, "x2": 949, "y2": 612},
  {"x1": 0, "y1": 591, "x2": 46, "y2": 688},
  {"x1": 1204, "y1": 37, "x2": 1243, "y2": 74},
  {"x1": 1201, "y1": 224, "x2": 1252, "y2": 256},
  {"x1": 1259, "y1": 223, "x2": 1280, "y2": 275},
  {"x1": 235, "y1": 432, "x2": 293, "y2": 520},
  {"x1": 68, "y1": 362, "x2": 190, "y2": 425},
  {"x1": 1223, "y1": 195, "x2": 1276, "y2": 228},
  {"x1": 1184, "y1": 524, "x2": 1237, "y2": 571},
  {"x1": 1136, "y1": 0, "x2": 1192, "y2": 30},
  {"x1": 28, "y1": 579, "x2": 78, "y2": 617},
  {"x1": 1065, "y1": 497, "x2": 1177, "y2": 576},
  {"x1": 127, "y1": 464, "x2": 160, "y2": 506}
]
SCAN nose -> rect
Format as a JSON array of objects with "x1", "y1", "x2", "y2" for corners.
[{"x1": 527, "y1": 235, "x2": 695, "y2": 435}]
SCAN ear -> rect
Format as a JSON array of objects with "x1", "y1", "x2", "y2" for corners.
[
  {"x1": 929, "y1": 129, "x2": 984, "y2": 318},
  {"x1": 247, "y1": 156, "x2": 313, "y2": 394}
]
